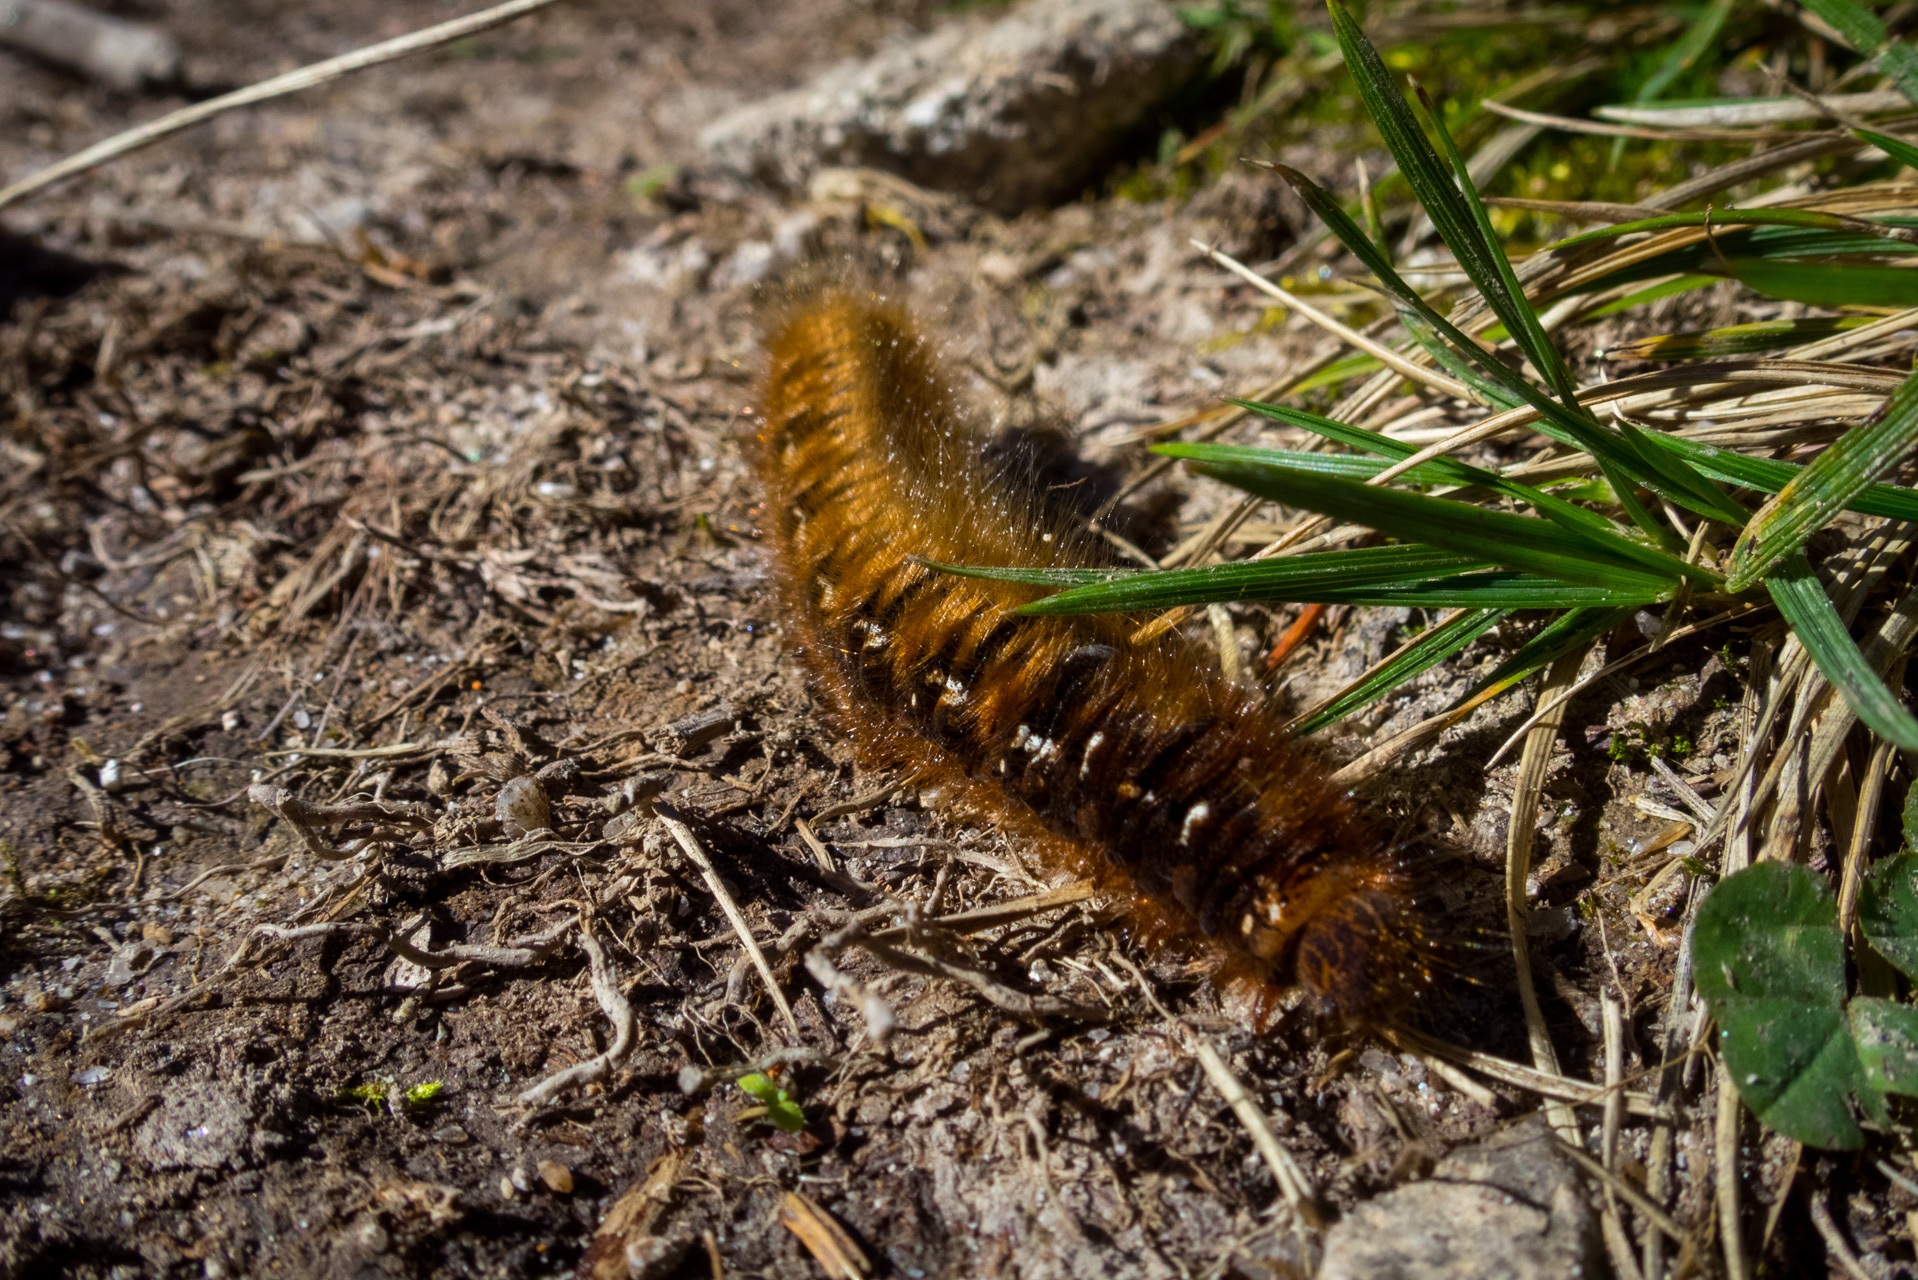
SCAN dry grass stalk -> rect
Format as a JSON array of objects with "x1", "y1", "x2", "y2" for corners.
[
  {"x1": 657, "y1": 810, "x2": 803, "y2": 1042},
  {"x1": 0, "y1": 0, "x2": 568, "y2": 211}
]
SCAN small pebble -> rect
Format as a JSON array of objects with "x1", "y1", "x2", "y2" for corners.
[
  {"x1": 98, "y1": 759, "x2": 123, "y2": 793},
  {"x1": 537, "y1": 1159, "x2": 574, "y2": 1194},
  {"x1": 220, "y1": 710, "x2": 243, "y2": 731},
  {"x1": 72, "y1": 1066, "x2": 110, "y2": 1087},
  {"x1": 509, "y1": 1166, "x2": 533, "y2": 1194},
  {"x1": 496, "y1": 776, "x2": 551, "y2": 838},
  {"x1": 432, "y1": 1125, "x2": 470, "y2": 1144},
  {"x1": 499, "y1": 1175, "x2": 516, "y2": 1200}
]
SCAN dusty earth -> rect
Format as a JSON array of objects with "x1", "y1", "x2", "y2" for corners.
[{"x1": 0, "y1": 1, "x2": 1865, "y2": 1277}]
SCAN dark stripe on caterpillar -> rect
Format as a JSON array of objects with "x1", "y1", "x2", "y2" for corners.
[{"x1": 752, "y1": 290, "x2": 1435, "y2": 1022}]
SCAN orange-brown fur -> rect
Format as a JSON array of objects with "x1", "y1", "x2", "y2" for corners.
[{"x1": 753, "y1": 292, "x2": 1430, "y2": 1021}]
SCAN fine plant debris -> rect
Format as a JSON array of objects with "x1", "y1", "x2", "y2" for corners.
[{"x1": 8, "y1": 0, "x2": 1918, "y2": 1277}]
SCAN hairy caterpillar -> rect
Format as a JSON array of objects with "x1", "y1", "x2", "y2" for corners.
[{"x1": 753, "y1": 291, "x2": 1433, "y2": 1021}]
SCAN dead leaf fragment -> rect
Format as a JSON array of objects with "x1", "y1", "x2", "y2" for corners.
[{"x1": 779, "y1": 1191, "x2": 869, "y2": 1279}]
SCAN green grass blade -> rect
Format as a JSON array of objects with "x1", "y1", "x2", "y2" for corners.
[
  {"x1": 1326, "y1": 0, "x2": 1578, "y2": 410},
  {"x1": 1605, "y1": 317, "x2": 1875, "y2": 361},
  {"x1": 1394, "y1": 304, "x2": 1526, "y2": 409},
  {"x1": 1716, "y1": 259, "x2": 1918, "y2": 309},
  {"x1": 1159, "y1": 441, "x2": 1448, "y2": 485},
  {"x1": 1291, "y1": 606, "x2": 1508, "y2": 735},
  {"x1": 1290, "y1": 350, "x2": 1383, "y2": 395},
  {"x1": 1455, "y1": 605, "x2": 1636, "y2": 709},
  {"x1": 1184, "y1": 456, "x2": 1702, "y2": 592},
  {"x1": 960, "y1": 545, "x2": 1487, "y2": 611},
  {"x1": 1615, "y1": 416, "x2": 1749, "y2": 536},
  {"x1": 1609, "y1": 0, "x2": 1732, "y2": 169},
  {"x1": 1801, "y1": 0, "x2": 1887, "y2": 50},
  {"x1": 1551, "y1": 209, "x2": 1918, "y2": 252},
  {"x1": 1800, "y1": 0, "x2": 1918, "y2": 102},
  {"x1": 1728, "y1": 365, "x2": 1918, "y2": 590},
  {"x1": 1766, "y1": 553, "x2": 1918, "y2": 750},
  {"x1": 1556, "y1": 224, "x2": 1918, "y2": 303},
  {"x1": 1269, "y1": 162, "x2": 1747, "y2": 524},
  {"x1": 1413, "y1": 76, "x2": 1580, "y2": 413},
  {"x1": 1167, "y1": 437, "x2": 1707, "y2": 581},
  {"x1": 1021, "y1": 566, "x2": 1660, "y2": 613},
  {"x1": 1636, "y1": 0, "x2": 1733, "y2": 103},
  {"x1": 917, "y1": 562, "x2": 1122, "y2": 588},
  {"x1": 1581, "y1": 276, "x2": 1720, "y2": 321},
  {"x1": 1645, "y1": 434, "x2": 1918, "y2": 523},
  {"x1": 1856, "y1": 128, "x2": 1918, "y2": 171}
]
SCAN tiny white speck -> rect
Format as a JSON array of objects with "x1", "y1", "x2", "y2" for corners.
[
  {"x1": 1180, "y1": 803, "x2": 1211, "y2": 847},
  {"x1": 1080, "y1": 731, "x2": 1104, "y2": 779}
]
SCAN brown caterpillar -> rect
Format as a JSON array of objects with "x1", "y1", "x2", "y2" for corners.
[{"x1": 753, "y1": 291, "x2": 1433, "y2": 1021}]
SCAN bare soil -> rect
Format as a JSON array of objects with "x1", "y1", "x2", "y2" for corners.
[{"x1": 0, "y1": 2, "x2": 1835, "y2": 1277}]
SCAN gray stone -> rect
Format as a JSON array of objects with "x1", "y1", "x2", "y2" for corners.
[
  {"x1": 133, "y1": 1082, "x2": 251, "y2": 1171},
  {"x1": 1318, "y1": 1117, "x2": 1603, "y2": 1280},
  {"x1": 699, "y1": 0, "x2": 1202, "y2": 213}
]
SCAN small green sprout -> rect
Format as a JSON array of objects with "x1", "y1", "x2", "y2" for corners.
[
  {"x1": 339, "y1": 1079, "x2": 444, "y2": 1116},
  {"x1": 404, "y1": 1081, "x2": 446, "y2": 1113},
  {"x1": 625, "y1": 164, "x2": 678, "y2": 203},
  {"x1": 736, "y1": 1072, "x2": 806, "y2": 1133}
]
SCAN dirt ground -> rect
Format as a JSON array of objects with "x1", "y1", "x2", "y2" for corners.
[{"x1": 0, "y1": 2, "x2": 1847, "y2": 1277}]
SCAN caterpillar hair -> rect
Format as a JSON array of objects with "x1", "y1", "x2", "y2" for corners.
[{"x1": 752, "y1": 290, "x2": 1435, "y2": 1022}]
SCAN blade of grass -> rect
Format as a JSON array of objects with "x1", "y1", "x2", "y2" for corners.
[
  {"x1": 1166, "y1": 439, "x2": 1709, "y2": 582},
  {"x1": 1720, "y1": 259, "x2": 1918, "y2": 309},
  {"x1": 1728, "y1": 364, "x2": 1918, "y2": 590},
  {"x1": 1454, "y1": 606, "x2": 1636, "y2": 713},
  {"x1": 1330, "y1": 0, "x2": 1732, "y2": 527},
  {"x1": 1855, "y1": 128, "x2": 1918, "y2": 170},
  {"x1": 1581, "y1": 275, "x2": 1720, "y2": 320},
  {"x1": 1183, "y1": 457, "x2": 1704, "y2": 593},
  {"x1": 1605, "y1": 317, "x2": 1876, "y2": 361},
  {"x1": 1551, "y1": 209, "x2": 1918, "y2": 251},
  {"x1": 1262, "y1": 162, "x2": 1748, "y2": 525},
  {"x1": 933, "y1": 544, "x2": 1483, "y2": 606},
  {"x1": 1766, "y1": 552, "x2": 1918, "y2": 750},
  {"x1": 1288, "y1": 606, "x2": 1508, "y2": 735},
  {"x1": 1023, "y1": 568, "x2": 1661, "y2": 612},
  {"x1": 935, "y1": 549, "x2": 1665, "y2": 614},
  {"x1": 1646, "y1": 434, "x2": 1918, "y2": 523},
  {"x1": 1799, "y1": 0, "x2": 1918, "y2": 103},
  {"x1": 1623, "y1": 0, "x2": 1733, "y2": 117}
]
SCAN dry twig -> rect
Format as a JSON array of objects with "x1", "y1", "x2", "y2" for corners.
[{"x1": 0, "y1": 0, "x2": 568, "y2": 211}]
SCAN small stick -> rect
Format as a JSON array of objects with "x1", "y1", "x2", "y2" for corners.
[
  {"x1": 1717, "y1": 1059, "x2": 1748, "y2": 1280},
  {"x1": 1808, "y1": 1191, "x2": 1877, "y2": 1280},
  {"x1": 1192, "y1": 241, "x2": 1472, "y2": 401},
  {"x1": 257, "y1": 917, "x2": 572, "y2": 970},
  {"x1": 1188, "y1": 1036, "x2": 1321, "y2": 1227},
  {"x1": 658, "y1": 810, "x2": 802, "y2": 1041},
  {"x1": 517, "y1": 920, "x2": 639, "y2": 1106},
  {"x1": 1393, "y1": 1027, "x2": 1661, "y2": 1115},
  {"x1": 1263, "y1": 602, "x2": 1327, "y2": 671},
  {"x1": 867, "y1": 882, "x2": 1095, "y2": 941},
  {"x1": 1597, "y1": 992, "x2": 1647, "y2": 1280},
  {"x1": 1383, "y1": 1035, "x2": 1497, "y2": 1107},
  {"x1": 1550, "y1": 1136, "x2": 1686, "y2": 1243},
  {"x1": 0, "y1": 0, "x2": 566, "y2": 211},
  {"x1": 1508, "y1": 650, "x2": 1586, "y2": 1141}
]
